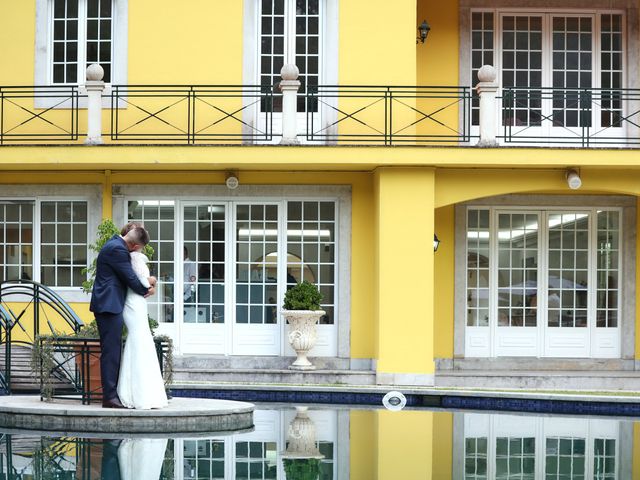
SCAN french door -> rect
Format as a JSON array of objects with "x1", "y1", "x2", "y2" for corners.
[
  {"x1": 463, "y1": 413, "x2": 620, "y2": 479},
  {"x1": 180, "y1": 202, "x2": 281, "y2": 355},
  {"x1": 465, "y1": 207, "x2": 621, "y2": 358},
  {"x1": 471, "y1": 10, "x2": 625, "y2": 142}
]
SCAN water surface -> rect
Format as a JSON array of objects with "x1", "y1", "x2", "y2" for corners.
[{"x1": 2, "y1": 404, "x2": 639, "y2": 479}]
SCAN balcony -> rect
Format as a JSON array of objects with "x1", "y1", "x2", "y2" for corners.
[{"x1": 1, "y1": 65, "x2": 639, "y2": 148}]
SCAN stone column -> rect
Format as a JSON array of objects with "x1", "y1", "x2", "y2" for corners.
[
  {"x1": 476, "y1": 65, "x2": 499, "y2": 147},
  {"x1": 374, "y1": 167, "x2": 436, "y2": 386},
  {"x1": 84, "y1": 64, "x2": 105, "y2": 145},
  {"x1": 279, "y1": 64, "x2": 300, "y2": 145}
]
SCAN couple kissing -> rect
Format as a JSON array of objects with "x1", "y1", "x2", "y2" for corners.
[{"x1": 89, "y1": 223, "x2": 168, "y2": 409}]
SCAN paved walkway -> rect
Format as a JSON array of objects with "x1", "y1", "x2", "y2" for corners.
[{"x1": 0, "y1": 395, "x2": 254, "y2": 434}]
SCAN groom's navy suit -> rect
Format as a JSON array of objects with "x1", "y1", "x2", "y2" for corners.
[{"x1": 90, "y1": 235, "x2": 149, "y2": 402}]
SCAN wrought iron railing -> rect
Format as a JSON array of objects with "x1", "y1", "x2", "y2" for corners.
[
  {"x1": 110, "y1": 85, "x2": 275, "y2": 143},
  {"x1": 0, "y1": 305, "x2": 11, "y2": 393},
  {"x1": 0, "y1": 86, "x2": 81, "y2": 144},
  {"x1": 500, "y1": 87, "x2": 640, "y2": 146},
  {"x1": 305, "y1": 85, "x2": 473, "y2": 144},
  {"x1": 37, "y1": 336, "x2": 171, "y2": 404}
]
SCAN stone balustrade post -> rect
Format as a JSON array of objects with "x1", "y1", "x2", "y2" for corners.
[
  {"x1": 279, "y1": 64, "x2": 300, "y2": 145},
  {"x1": 476, "y1": 64, "x2": 499, "y2": 147},
  {"x1": 84, "y1": 64, "x2": 105, "y2": 145}
]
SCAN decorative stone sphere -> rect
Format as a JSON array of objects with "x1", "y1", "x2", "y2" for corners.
[
  {"x1": 280, "y1": 64, "x2": 300, "y2": 80},
  {"x1": 477, "y1": 64, "x2": 497, "y2": 83},
  {"x1": 86, "y1": 63, "x2": 104, "y2": 81}
]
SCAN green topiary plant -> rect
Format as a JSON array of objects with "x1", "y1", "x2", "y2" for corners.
[
  {"x1": 283, "y1": 281, "x2": 323, "y2": 311},
  {"x1": 81, "y1": 218, "x2": 154, "y2": 294}
]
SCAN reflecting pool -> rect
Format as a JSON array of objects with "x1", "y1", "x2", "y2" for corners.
[{"x1": 2, "y1": 404, "x2": 640, "y2": 479}]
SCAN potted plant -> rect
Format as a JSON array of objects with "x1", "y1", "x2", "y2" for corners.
[{"x1": 281, "y1": 281, "x2": 324, "y2": 370}]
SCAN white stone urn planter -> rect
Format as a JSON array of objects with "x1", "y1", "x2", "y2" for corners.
[
  {"x1": 281, "y1": 309, "x2": 325, "y2": 370},
  {"x1": 282, "y1": 406, "x2": 324, "y2": 459}
]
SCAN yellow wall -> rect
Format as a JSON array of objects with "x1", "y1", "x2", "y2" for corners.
[
  {"x1": 432, "y1": 412, "x2": 453, "y2": 478},
  {"x1": 4, "y1": 302, "x2": 92, "y2": 342},
  {"x1": 435, "y1": 205, "x2": 454, "y2": 359}
]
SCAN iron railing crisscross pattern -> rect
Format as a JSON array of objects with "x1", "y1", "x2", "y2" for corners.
[
  {"x1": 305, "y1": 85, "x2": 473, "y2": 145},
  {"x1": 110, "y1": 85, "x2": 275, "y2": 143},
  {"x1": 500, "y1": 87, "x2": 640, "y2": 146},
  {"x1": 0, "y1": 86, "x2": 81, "y2": 144}
]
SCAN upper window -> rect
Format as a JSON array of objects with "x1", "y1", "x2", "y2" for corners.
[
  {"x1": 259, "y1": 0, "x2": 322, "y2": 112},
  {"x1": 35, "y1": 0, "x2": 127, "y2": 87},
  {"x1": 51, "y1": 0, "x2": 113, "y2": 84},
  {"x1": 470, "y1": 11, "x2": 625, "y2": 130}
]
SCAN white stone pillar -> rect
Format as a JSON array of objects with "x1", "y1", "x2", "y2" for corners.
[
  {"x1": 476, "y1": 64, "x2": 499, "y2": 147},
  {"x1": 279, "y1": 64, "x2": 300, "y2": 145},
  {"x1": 84, "y1": 63, "x2": 105, "y2": 145}
]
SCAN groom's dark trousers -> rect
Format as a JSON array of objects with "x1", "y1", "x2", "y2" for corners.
[{"x1": 90, "y1": 235, "x2": 149, "y2": 402}]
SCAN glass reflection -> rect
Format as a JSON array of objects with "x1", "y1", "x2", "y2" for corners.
[{"x1": 1, "y1": 406, "x2": 637, "y2": 479}]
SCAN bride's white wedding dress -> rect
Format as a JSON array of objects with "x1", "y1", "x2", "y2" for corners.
[
  {"x1": 117, "y1": 251, "x2": 168, "y2": 409},
  {"x1": 118, "y1": 438, "x2": 168, "y2": 480}
]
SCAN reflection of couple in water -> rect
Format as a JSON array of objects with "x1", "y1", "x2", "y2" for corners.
[{"x1": 101, "y1": 438, "x2": 168, "y2": 480}]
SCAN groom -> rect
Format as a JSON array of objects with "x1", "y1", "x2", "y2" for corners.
[{"x1": 90, "y1": 226, "x2": 157, "y2": 408}]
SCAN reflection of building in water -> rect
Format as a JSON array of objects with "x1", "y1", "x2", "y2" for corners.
[
  {"x1": 173, "y1": 408, "x2": 344, "y2": 479},
  {"x1": 457, "y1": 412, "x2": 632, "y2": 479}
]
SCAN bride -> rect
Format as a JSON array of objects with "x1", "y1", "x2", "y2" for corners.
[{"x1": 117, "y1": 250, "x2": 168, "y2": 409}]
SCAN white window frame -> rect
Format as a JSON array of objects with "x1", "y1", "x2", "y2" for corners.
[
  {"x1": 242, "y1": 0, "x2": 339, "y2": 139},
  {"x1": 463, "y1": 205, "x2": 623, "y2": 358},
  {"x1": 467, "y1": 7, "x2": 630, "y2": 141},
  {"x1": 34, "y1": 0, "x2": 128, "y2": 107},
  {"x1": 113, "y1": 184, "x2": 351, "y2": 358}
]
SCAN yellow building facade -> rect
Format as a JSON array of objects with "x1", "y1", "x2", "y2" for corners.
[{"x1": 1, "y1": 0, "x2": 640, "y2": 389}]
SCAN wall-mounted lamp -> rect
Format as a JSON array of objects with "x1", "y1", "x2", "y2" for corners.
[
  {"x1": 417, "y1": 20, "x2": 431, "y2": 44},
  {"x1": 225, "y1": 171, "x2": 239, "y2": 190},
  {"x1": 433, "y1": 234, "x2": 441, "y2": 252},
  {"x1": 566, "y1": 169, "x2": 582, "y2": 190}
]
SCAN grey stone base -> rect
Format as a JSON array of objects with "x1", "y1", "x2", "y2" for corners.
[
  {"x1": 174, "y1": 368, "x2": 376, "y2": 385},
  {"x1": 376, "y1": 372, "x2": 435, "y2": 386},
  {"x1": 0, "y1": 396, "x2": 254, "y2": 434},
  {"x1": 173, "y1": 355, "x2": 357, "y2": 371},
  {"x1": 435, "y1": 371, "x2": 640, "y2": 391},
  {"x1": 437, "y1": 357, "x2": 637, "y2": 371}
]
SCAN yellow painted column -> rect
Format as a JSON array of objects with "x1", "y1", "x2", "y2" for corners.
[
  {"x1": 374, "y1": 167, "x2": 435, "y2": 384},
  {"x1": 376, "y1": 410, "x2": 434, "y2": 479},
  {"x1": 102, "y1": 169, "x2": 112, "y2": 220},
  {"x1": 350, "y1": 410, "x2": 377, "y2": 480}
]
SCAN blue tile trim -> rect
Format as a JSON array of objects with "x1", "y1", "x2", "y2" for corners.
[
  {"x1": 441, "y1": 396, "x2": 640, "y2": 417},
  {"x1": 172, "y1": 389, "x2": 640, "y2": 417},
  {"x1": 171, "y1": 389, "x2": 424, "y2": 406}
]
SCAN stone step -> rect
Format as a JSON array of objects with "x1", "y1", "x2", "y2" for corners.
[
  {"x1": 173, "y1": 355, "x2": 354, "y2": 371},
  {"x1": 438, "y1": 357, "x2": 636, "y2": 371},
  {"x1": 435, "y1": 370, "x2": 640, "y2": 391},
  {"x1": 173, "y1": 368, "x2": 376, "y2": 386}
]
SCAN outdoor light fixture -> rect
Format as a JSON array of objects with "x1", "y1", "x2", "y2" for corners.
[
  {"x1": 417, "y1": 20, "x2": 431, "y2": 44},
  {"x1": 225, "y1": 171, "x2": 239, "y2": 190},
  {"x1": 566, "y1": 169, "x2": 582, "y2": 190},
  {"x1": 433, "y1": 234, "x2": 441, "y2": 252}
]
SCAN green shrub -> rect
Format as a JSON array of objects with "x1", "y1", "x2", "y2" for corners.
[
  {"x1": 283, "y1": 281, "x2": 323, "y2": 311},
  {"x1": 82, "y1": 218, "x2": 154, "y2": 294},
  {"x1": 283, "y1": 458, "x2": 321, "y2": 480}
]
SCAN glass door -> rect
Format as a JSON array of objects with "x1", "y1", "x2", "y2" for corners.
[
  {"x1": 231, "y1": 203, "x2": 281, "y2": 355},
  {"x1": 181, "y1": 202, "x2": 227, "y2": 354},
  {"x1": 495, "y1": 211, "x2": 540, "y2": 356},
  {"x1": 544, "y1": 212, "x2": 590, "y2": 357}
]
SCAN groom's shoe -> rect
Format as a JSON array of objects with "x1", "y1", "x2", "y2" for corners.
[{"x1": 102, "y1": 397, "x2": 126, "y2": 409}]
